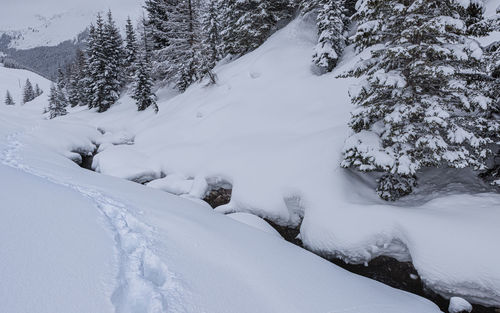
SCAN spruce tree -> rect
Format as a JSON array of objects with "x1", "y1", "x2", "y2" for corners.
[
  {"x1": 202, "y1": 0, "x2": 222, "y2": 69},
  {"x1": 23, "y1": 79, "x2": 35, "y2": 104},
  {"x1": 47, "y1": 83, "x2": 68, "y2": 119},
  {"x1": 85, "y1": 11, "x2": 124, "y2": 112},
  {"x1": 220, "y1": 0, "x2": 293, "y2": 57},
  {"x1": 342, "y1": 0, "x2": 499, "y2": 200},
  {"x1": 34, "y1": 84, "x2": 43, "y2": 97},
  {"x1": 4, "y1": 90, "x2": 15, "y2": 105},
  {"x1": 124, "y1": 16, "x2": 139, "y2": 79},
  {"x1": 103, "y1": 10, "x2": 125, "y2": 99},
  {"x1": 132, "y1": 21, "x2": 158, "y2": 112},
  {"x1": 66, "y1": 50, "x2": 86, "y2": 107},
  {"x1": 312, "y1": 0, "x2": 348, "y2": 73},
  {"x1": 144, "y1": 0, "x2": 178, "y2": 81}
]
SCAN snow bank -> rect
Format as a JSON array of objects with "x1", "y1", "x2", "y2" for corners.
[
  {"x1": 4, "y1": 12, "x2": 500, "y2": 308},
  {"x1": 227, "y1": 212, "x2": 283, "y2": 239},
  {"x1": 0, "y1": 94, "x2": 443, "y2": 313}
]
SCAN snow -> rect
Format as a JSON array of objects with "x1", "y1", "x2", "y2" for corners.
[
  {"x1": 0, "y1": 100, "x2": 442, "y2": 313},
  {"x1": 227, "y1": 212, "x2": 283, "y2": 239},
  {"x1": 0, "y1": 66, "x2": 52, "y2": 106},
  {"x1": 29, "y1": 15, "x2": 498, "y2": 307},
  {"x1": 0, "y1": 1, "x2": 143, "y2": 50},
  {"x1": 0, "y1": 11, "x2": 499, "y2": 312},
  {"x1": 448, "y1": 297, "x2": 473, "y2": 313}
]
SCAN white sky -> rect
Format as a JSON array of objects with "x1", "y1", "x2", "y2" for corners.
[{"x1": 0, "y1": 0, "x2": 144, "y2": 29}]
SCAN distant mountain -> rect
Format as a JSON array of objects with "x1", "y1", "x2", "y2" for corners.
[{"x1": 0, "y1": 3, "x2": 143, "y2": 79}]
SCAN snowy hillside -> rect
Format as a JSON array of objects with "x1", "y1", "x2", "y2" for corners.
[
  {"x1": 0, "y1": 0, "x2": 143, "y2": 50},
  {"x1": 0, "y1": 65, "x2": 51, "y2": 105},
  {"x1": 0, "y1": 73, "x2": 443, "y2": 313},
  {"x1": 1, "y1": 0, "x2": 499, "y2": 312},
  {"x1": 23, "y1": 14, "x2": 498, "y2": 308}
]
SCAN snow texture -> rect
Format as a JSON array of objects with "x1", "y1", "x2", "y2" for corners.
[{"x1": 0, "y1": 93, "x2": 442, "y2": 313}]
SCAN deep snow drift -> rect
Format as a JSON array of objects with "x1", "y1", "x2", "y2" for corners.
[
  {"x1": 1, "y1": 7, "x2": 499, "y2": 313},
  {"x1": 41, "y1": 14, "x2": 500, "y2": 307},
  {"x1": 0, "y1": 92, "x2": 442, "y2": 313}
]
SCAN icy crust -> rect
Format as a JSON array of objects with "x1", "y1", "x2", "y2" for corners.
[{"x1": 6, "y1": 14, "x2": 500, "y2": 307}]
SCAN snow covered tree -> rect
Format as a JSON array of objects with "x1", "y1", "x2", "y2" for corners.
[
  {"x1": 144, "y1": 0, "x2": 177, "y2": 81},
  {"x1": 103, "y1": 10, "x2": 125, "y2": 93},
  {"x1": 342, "y1": 0, "x2": 499, "y2": 200},
  {"x1": 66, "y1": 50, "x2": 87, "y2": 107},
  {"x1": 145, "y1": 0, "x2": 206, "y2": 90},
  {"x1": 23, "y1": 79, "x2": 35, "y2": 104},
  {"x1": 124, "y1": 16, "x2": 139, "y2": 78},
  {"x1": 202, "y1": 0, "x2": 222, "y2": 69},
  {"x1": 312, "y1": 0, "x2": 348, "y2": 73},
  {"x1": 4, "y1": 90, "x2": 15, "y2": 105},
  {"x1": 47, "y1": 83, "x2": 68, "y2": 119},
  {"x1": 220, "y1": 0, "x2": 293, "y2": 57},
  {"x1": 85, "y1": 11, "x2": 124, "y2": 112},
  {"x1": 132, "y1": 22, "x2": 158, "y2": 112},
  {"x1": 34, "y1": 84, "x2": 43, "y2": 97},
  {"x1": 132, "y1": 57, "x2": 158, "y2": 112}
]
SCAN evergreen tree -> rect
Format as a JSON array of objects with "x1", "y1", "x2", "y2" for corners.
[
  {"x1": 312, "y1": 0, "x2": 348, "y2": 73},
  {"x1": 132, "y1": 20, "x2": 158, "y2": 112},
  {"x1": 220, "y1": 0, "x2": 293, "y2": 57},
  {"x1": 85, "y1": 11, "x2": 124, "y2": 112},
  {"x1": 34, "y1": 84, "x2": 43, "y2": 97},
  {"x1": 4, "y1": 90, "x2": 15, "y2": 105},
  {"x1": 144, "y1": 0, "x2": 178, "y2": 81},
  {"x1": 22, "y1": 79, "x2": 35, "y2": 104},
  {"x1": 202, "y1": 0, "x2": 222, "y2": 69},
  {"x1": 342, "y1": 0, "x2": 499, "y2": 200},
  {"x1": 124, "y1": 16, "x2": 139, "y2": 78},
  {"x1": 47, "y1": 83, "x2": 68, "y2": 119},
  {"x1": 66, "y1": 50, "x2": 87, "y2": 107}
]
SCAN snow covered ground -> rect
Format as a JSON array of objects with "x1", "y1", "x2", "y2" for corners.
[
  {"x1": 0, "y1": 90, "x2": 442, "y2": 313},
  {"x1": 0, "y1": 6, "x2": 499, "y2": 313},
  {"x1": 32, "y1": 14, "x2": 498, "y2": 307},
  {"x1": 0, "y1": 64, "x2": 52, "y2": 105}
]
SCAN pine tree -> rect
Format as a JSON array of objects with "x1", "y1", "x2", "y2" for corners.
[
  {"x1": 4, "y1": 90, "x2": 15, "y2": 105},
  {"x1": 85, "y1": 11, "x2": 124, "y2": 112},
  {"x1": 124, "y1": 16, "x2": 139, "y2": 79},
  {"x1": 103, "y1": 10, "x2": 125, "y2": 100},
  {"x1": 144, "y1": 0, "x2": 178, "y2": 81},
  {"x1": 312, "y1": 0, "x2": 348, "y2": 73},
  {"x1": 47, "y1": 83, "x2": 68, "y2": 119},
  {"x1": 342, "y1": 0, "x2": 499, "y2": 200},
  {"x1": 34, "y1": 84, "x2": 43, "y2": 97},
  {"x1": 220, "y1": 0, "x2": 293, "y2": 57},
  {"x1": 132, "y1": 21, "x2": 158, "y2": 112},
  {"x1": 22, "y1": 79, "x2": 35, "y2": 104},
  {"x1": 202, "y1": 0, "x2": 222, "y2": 69},
  {"x1": 66, "y1": 50, "x2": 86, "y2": 107}
]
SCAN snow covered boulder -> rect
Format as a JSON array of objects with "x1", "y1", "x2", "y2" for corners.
[
  {"x1": 147, "y1": 174, "x2": 209, "y2": 198},
  {"x1": 448, "y1": 297, "x2": 472, "y2": 313},
  {"x1": 92, "y1": 145, "x2": 161, "y2": 183}
]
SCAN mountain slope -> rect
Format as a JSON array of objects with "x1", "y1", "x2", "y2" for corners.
[{"x1": 55, "y1": 14, "x2": 500, "y2": 307}]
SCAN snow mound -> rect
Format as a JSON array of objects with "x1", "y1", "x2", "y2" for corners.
[
  {"x1": 448, "y1": 297, "x2": 472, "y2": 313},
  {"x1": 9, "y1": 13, "x2": 500, "y2": 308},
  {"x1": 227, "y1": 212, "x2": 283, "y2": 239}
]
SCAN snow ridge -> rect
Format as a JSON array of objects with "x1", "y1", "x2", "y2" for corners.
[{"x1": 0, "y1": 130, "x2": 185, "y2": 313}]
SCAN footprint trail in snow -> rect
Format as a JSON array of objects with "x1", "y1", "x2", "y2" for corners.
[{"x1": 1, "y1": 131, "x2": 186, "y2": 313}]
